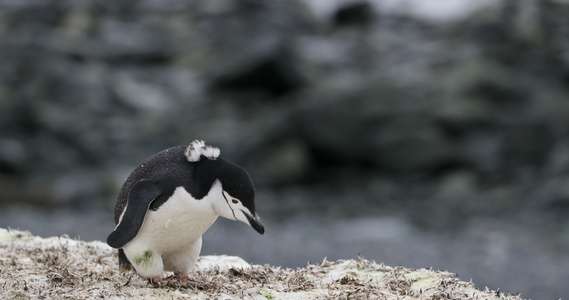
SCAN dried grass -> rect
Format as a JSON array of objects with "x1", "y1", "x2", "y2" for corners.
[{"x1": 0, "y1": 228, "x2": 524, "y2": 299}]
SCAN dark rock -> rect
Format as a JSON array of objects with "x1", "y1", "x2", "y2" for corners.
[
  {"x1": 210, "y1": 43, "x2": 305, "y2": 96},
  {"x1": 332, "y1": 2, "x2": 375, "y2": 27}
]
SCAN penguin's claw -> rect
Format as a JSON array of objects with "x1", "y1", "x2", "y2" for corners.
[{"x1": 147, "y1": 276, "x2": 163, "y2": 287}]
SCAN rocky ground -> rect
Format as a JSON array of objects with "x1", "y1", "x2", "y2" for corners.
[{"x1": 0, "y1": 228, "x2": 522, "y2": 300}]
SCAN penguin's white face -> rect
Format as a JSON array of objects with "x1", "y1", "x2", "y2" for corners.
[
  {"x1": 220, "y1": 190, "x2": 252, "y2": 224},
  {"x1": 210, "y1": 180, "x2": 264, "y2": 234}
]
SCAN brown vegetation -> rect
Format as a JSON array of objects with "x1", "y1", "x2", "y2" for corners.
[{"x1": 0, "y1": 229, "x2": 522, "y2": 299}]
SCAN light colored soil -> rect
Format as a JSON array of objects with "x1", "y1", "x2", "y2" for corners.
[{"x1": 0, "y1": 228, "x2": 523, "y2": 299}]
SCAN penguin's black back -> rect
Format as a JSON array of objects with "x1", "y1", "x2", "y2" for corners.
[{"x1": 113, "y1": 145, "x2": 218, "y2": 224}]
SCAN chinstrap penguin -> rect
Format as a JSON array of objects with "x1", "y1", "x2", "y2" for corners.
[{"x1": 107, "y1": 140, "x2": 264, "y2": 287}]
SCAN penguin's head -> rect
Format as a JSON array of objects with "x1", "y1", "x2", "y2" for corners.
[
  {"x1": 215, "y1": 161, "x2": 264, "y2": 235},
  {"x1": 188, "y1": 140, "x2": 264, "y2": 235}
]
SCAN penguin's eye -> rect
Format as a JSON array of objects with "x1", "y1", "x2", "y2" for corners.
[{"x1": 232, "y1": 199, "x2": 239, "y2": 204}]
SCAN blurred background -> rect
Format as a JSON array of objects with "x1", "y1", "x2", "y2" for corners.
[{"x1": 1, "y1": 0, "x2": 568, "y2": 298}]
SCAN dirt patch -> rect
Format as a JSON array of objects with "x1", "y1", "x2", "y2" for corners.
[{"x1": 0, "y1": 228, "x2": 523, "y2": 299}]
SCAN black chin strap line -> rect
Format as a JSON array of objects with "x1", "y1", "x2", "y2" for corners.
[{"x1": 222, "y1": 191, "x2": 238, "y2": 220}]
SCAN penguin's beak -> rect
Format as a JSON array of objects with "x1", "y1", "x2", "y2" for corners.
[{"x1": 245, "y1": 211, "x2": 265, "y2": 235}]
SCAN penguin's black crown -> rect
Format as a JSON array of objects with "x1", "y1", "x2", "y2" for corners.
[{"x1": 183, "y1": 140, "x2": 256, "y2": 215}]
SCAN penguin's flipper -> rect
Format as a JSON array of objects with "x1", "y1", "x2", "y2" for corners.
[{"x1": 107, "y1": 179, "x2": 162, "y2": 248}]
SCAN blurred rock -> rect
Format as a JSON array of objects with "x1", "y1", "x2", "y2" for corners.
[
  {"x1": 209, "y1": 39, "x2": 305, "y2": 96},
  {"x1": 0, "y1": 176, "x2": 58, "y2": 206},
  {"x1": 0, "y1": 138, "x2": 27, "y2": 174},
  {"x1": 0, "y1": 0, "x2": 568, "y2": 237},
  {"x1": 332, "y1": 2, "x2": 375, "y2": 28},
  {"x1": 247, "y1": 137, "x2": 311, "y2": 185}
]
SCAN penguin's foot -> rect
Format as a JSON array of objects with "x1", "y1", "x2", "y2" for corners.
[
  {"x1": 147, "y1": 276, "x2": 163, "y2": 287},
  {"x1": 175, "y1": 272, "x2": 211, "y2": 290}
]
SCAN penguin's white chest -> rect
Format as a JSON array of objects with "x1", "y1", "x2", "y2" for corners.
[{"x1": 127, "y1": 186, "x2": 219, "y2": 254}]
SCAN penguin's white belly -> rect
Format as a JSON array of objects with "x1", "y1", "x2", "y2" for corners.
[{"x1": 123, "y1": 186, "x2": 218, "y2": 275}]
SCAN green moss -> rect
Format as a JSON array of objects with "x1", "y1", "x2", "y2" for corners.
[
  {"x1": 133, "y1": 250, "x2": 154, "y2": 267},
  {"x1": 259, "y1": 289, "x2": 274, "y2": 299}
]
